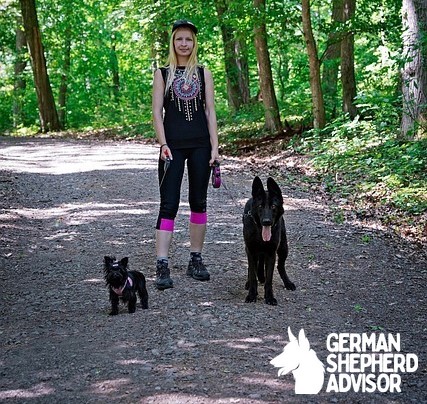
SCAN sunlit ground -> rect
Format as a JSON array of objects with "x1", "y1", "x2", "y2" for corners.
[{"x1": 0, "y1": 140, "x2": 157, "y2": 174}]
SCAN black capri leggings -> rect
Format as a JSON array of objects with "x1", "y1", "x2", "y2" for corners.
[{"x1": 156, "y1": 147, "x2": 211, "y2": 229}]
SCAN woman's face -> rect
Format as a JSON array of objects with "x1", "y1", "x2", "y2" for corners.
[{"x1": 173, "y1": 28, "x2": 194, "y2": 58}]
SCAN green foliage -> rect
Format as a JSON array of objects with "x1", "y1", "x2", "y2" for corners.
[
  {"x1": 216, "y1": 102, "x2": 266, "y2": 153},
  {"x1": 0, "y1": 0, "x2": 412, "y2": 134},
  {"x1": 290, "y1": 105, "x2": 427, "y2": 217},
  {"x1": 0, "y1": 92, "x2": 13, "y2": 132},
  {"x1": 361, "y1": 234, "x2": 372, "y2": 243}
]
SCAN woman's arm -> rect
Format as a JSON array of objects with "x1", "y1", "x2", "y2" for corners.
[
  {"x1": 204, "y1": 68, "x2": 219, "y2": 165},
  {"x1": 152, "y1": 69, "x2": 171, "y2": 160}
]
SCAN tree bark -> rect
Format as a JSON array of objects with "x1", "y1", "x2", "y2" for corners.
[
  {"x1": 111, "y1": 40, "x2": 120, "y2": 103},
  {"x1": 253, "y1": 0, "x2": 282, "y2": 133},
  {"x1": 302, "y1": 0, "x2": 326, "y2": 129},
  {"x1": 322, "y1": 0, "x2": 343, "y2": 119},
  {"x1": 20, "y1": 0, "x2": 61, "y2": 132},
  {"x1": 341, "y1": 0, "x2": 358, "y2": 120},
  {"x1": 235, "y1": 37, "x2": 251, "y2": 105},
  {"x1": 13, "y1": 15, "x2": 28, "y2": 128},
  {"x1": 57, "y1": 1, "x2": 72, "y2": 129},
  {"x1": 401, "y1": 0, "x2": 427, "y2": 139},
  {"x1": 215, "y1": 0, "x2": 250, "y2": 111},
  {"x1": 58, "y1": 35, "x2": 71, "y2": 128}
]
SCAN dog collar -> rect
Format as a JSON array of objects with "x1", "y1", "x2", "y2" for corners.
[{"x1": 112, "y1": 277, "x2": 133, "y2": 296}]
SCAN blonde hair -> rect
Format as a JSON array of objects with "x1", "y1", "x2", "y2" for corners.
[{"x1": 164, "y1": 28, "x2": 199, "y2": 95}]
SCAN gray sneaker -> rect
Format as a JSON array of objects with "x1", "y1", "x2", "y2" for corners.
[
  {"x1": 187, "y1": 256, "x2": 210, "y2": 281},
  {"x1": 155, "y1": 260, "x2": 174, "y2": 290}
]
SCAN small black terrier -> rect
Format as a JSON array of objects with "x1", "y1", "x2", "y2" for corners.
[{"x1": 103, "y1": 256, "x2": 148, "y2": 315}]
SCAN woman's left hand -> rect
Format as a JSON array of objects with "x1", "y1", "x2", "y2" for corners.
[{"x1": 209, "y1": 149, "x2": 220, "y2": 166}]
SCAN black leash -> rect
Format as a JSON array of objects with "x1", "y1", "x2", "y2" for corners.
[
  {"x1": 159, "y1": 157, "x2": 170, "y2": 189},
  {"x1": 214, "y1": 167, "x2": 243, "y2": 212},
  {"x1": 159, "y1": 158, "x2": 243, "y2": 212}
]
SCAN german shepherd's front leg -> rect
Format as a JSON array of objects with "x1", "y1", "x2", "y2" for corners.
[
  {"x1": 257, "y1": 253, "x2": 266, "y2": 284},
  {"x1": 277, "y1": 223, "x2": 296, "y2": 291},
  {"x1": 245, "y1": 248, "x2": 258, "y2": 303},
  {"x1": 264, "y1": 254, "x2": 277, "y2": 305}
]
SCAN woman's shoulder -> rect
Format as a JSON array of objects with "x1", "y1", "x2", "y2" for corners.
[
  {"x1": 200, "y1": 66, "x2": 213, "y2": 82},
  {"x1": 155, "y1": 66, "x2": 168, "y2": 73},
  {"x1": 198, "y1": 65, "x2": 212, "y2": 75},
  {"x1": 154, "y1": 66, "x2": 169, "y2": 81}
]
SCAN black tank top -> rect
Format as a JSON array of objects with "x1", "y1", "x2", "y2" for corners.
[{"x1": 160, "y1": 66, "x2": 210, "y2": 149}]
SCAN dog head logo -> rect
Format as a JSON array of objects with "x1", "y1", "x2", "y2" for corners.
[{"x1": 270, "y1": 327, "x2": 325, "y2": 394}]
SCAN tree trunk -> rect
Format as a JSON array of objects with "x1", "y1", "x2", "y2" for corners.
[
  {"x1": 20, "y1": 0, "x2": 61, "y2": 132},
  {"x1": 57, "y1": 2, "x2": 72, "y2": 129},
  {"x1": 341, "y1": 0, "x2": 358, "y2": 120},
  {"x1": 401, "y1": 0, "x2": 427, "y2": 139},
  {"x1": 58, "y1": 35, "x2": 71, "y2": 128},
  {"x1": 13, "y1": 15, "x2": 28, "y2": 128},
  {"x1": 215, "y1": 0, "x2": 250, "y2": 110},
  {"x1": 322, "y1": 0, "x2": 343, "y2": 119},
  {"x1": 253, "y1": 0, "x2": 282, "y2": 133},
  {"x1": 302, "y1": 0, "x2": 326, "y2": 129},
  {"x1": 235, "y1": 38, "x2": 251, "y2": 105},
  {"x1": 111, "y1": 40, "x2": 120, "y2": 103}
]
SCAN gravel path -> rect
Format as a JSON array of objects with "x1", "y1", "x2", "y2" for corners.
[{"x1": 0, "y1": 137, "x2": 426, "y2": 403}]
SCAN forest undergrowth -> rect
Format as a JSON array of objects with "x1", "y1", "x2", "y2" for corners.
[{"x1": 217, "y1": 114, "x2": 427, "y2": 248}]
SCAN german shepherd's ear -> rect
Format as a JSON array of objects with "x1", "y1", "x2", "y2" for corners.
[
  {"x1": 267, "y1": 177, "x2": 283, "y2": 203},
  {"x1": 252, "y1": 176, "x2": 265, "y2": 199}
]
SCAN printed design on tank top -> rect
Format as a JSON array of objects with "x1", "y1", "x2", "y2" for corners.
[{"x1": 170, "y1": 69, "x2": 202, "y2": 121}]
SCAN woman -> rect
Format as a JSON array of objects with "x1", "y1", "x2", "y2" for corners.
[{"x1": 152, "y1": 19, "x2": 219, "y2": 290}]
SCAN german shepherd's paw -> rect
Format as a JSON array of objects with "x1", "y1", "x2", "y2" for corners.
[
  {"x1": 284, "y1": 279, "x2": 296, "y2": 291},
  {"x1": 245, "y1": 294, "x2": 257, "y2": 303},
  {"x1": 265, "y1": 296, "x2": 278, "y2": 306}
]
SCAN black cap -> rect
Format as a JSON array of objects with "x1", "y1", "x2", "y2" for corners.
[{"x1": 172, "y1": 20, "x2": 198, "y2": 35}]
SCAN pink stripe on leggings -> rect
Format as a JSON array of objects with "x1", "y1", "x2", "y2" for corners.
[
  {"x1": 159, "y1": 218, "x2": 174, "y2": 231},
  {"x1": 190, "y1": 211, "x2": 207, "y2": 225}
]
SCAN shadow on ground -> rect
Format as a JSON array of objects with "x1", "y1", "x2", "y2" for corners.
[{"x1": 0, "y1": 138, "x2": 426, "y2": 403}]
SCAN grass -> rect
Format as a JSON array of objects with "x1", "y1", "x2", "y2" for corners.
[
  {"x1": 290, "y1": 122, "x2": 427, "y2": 215},
  {"x1": 218, "y1": 106, "x2": 427, "y2": 244}
]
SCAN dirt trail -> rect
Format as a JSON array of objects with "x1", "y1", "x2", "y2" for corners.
[{"x1": 0, "y1": 137, "x2": 426, "y2": 403}]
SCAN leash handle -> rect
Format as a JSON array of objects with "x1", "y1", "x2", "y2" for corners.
[{"x1": 211, "y1": 160, "x2": 221, "y2": 188}]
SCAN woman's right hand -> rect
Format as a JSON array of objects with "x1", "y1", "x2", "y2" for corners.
[{"x1": 161, "y1": 144, "x2": 173, "y2": 161}]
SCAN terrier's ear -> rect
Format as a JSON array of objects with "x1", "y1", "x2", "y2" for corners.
[{"x1": 120, "y1": 257, "x2": 129, "y2": 267}]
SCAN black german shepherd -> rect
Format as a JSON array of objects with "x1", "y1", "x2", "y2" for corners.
[{"x1": 243, "y1": 176, "x2": 296, "y2": 305}]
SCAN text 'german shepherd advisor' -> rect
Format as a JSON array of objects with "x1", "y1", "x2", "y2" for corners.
[{"x1": 243, "y1": 176, "x2": 296, "y2": 305}]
